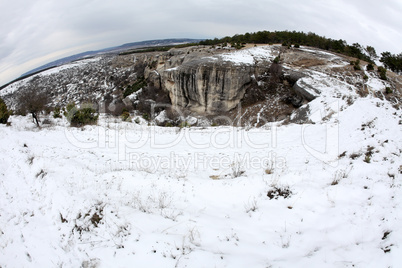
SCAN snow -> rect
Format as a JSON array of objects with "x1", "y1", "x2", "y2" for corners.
[
  {"x1": 0, "y1": 79, "x2": 31, "y2": 96},
  {"x1": 38, "y1": 58, "x2": 101, "y2": 77},
  {"x1": 1, "y1": 88, "x2": 401, "y2": 267},
  {"x1": 0, "y1": 58, "x2": 102, "y2": 97},
  {"x1": 217, "y1": 46, "x2": 277, "y2": 65},
  {"x1": 1, "y1": 46, "x2": 402, "y2": 267}
]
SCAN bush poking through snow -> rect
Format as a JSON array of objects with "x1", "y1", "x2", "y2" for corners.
[
  {"x1": 244, "y1": 197, "x2": 258, "y2": 213},
  {"x1": 53, "y1": 107, "x2": 62, "y2": 119},
  {"x1": 267, "y1": 186, "x2": 292, "y2": 200},
  {"x1": 27, "y1": 155, "x2": 35, "y2": 165},
  {"x1": 120, "y1": 111, "x2": 131, "y2": 122},
  {"x1": 338, "y1": 151, "x2": 347, "y2": 158},
  {"x1": 142, "y1": 113, "x2": 150, "y2": 121},
  {"x1": 364, "y1": 146, "x2": 375, "y2": 163},
  {"x1": 231, "y1": 161, "x2": 245, "y2": 178},
  {"x1": 67, "y1": 103, "x2": 99, "y2": 127},
  {"x1": 265, "y1": 168, "x2": 273, "y2": 175},
  {"x1": 179, "y1": 121, "x2": 191, "y2": 129},
  {"x1": 73, "y1": 204, "x2": 105, "y2": 236},
  {"x1": 331, "y1": 169, "x2": 349, "y2": 186},
  {"x1": 35, "y1": 169, "x2": 47, "y2": 179},
  {"x1": 349, "y1": 152, "x2": 361, "y2": 160},
  {"x1": 187, "y1": 227, "x2": 201, "y2": 246}
]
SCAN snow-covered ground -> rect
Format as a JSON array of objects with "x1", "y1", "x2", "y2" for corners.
[
  {"x1": 1, "y1": 45, "x2": 401, "y2": 267},
  {"x1": 218, "y1": 45, "x2": 277, "y2": 64},
  {"x1": 1, "y1": 91, "x2": 401, "y2": 267}
]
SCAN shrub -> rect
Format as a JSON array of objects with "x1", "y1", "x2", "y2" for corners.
[
  {"x1": 66, "y1": 103, "x2": 75, "y2": 112},
  {"x1": 123, "y1": 77, "x2": 147, "y2": 98},
  {"x1": 366, "y1": 63, "x2": 374, "y2": 71},
  {"x1": 65, "y1": 103, "x2": 77, "y2": 121},
  {"x1": 0, "y1": 97, "x2": 11, "y2": 124},
  {"x1": 179, "y1": 121, "x2": 190, "y2": 128},
  {"x1": 53, "y1": 107, "x2": 62, "y2": 118},
  {"x1": 267, "y1": 186, "x2": 292, "y2": 199},
  {"x1": 385, "y1": 87, "x2": 393, "y2": 94},
  {"x1": 121, "y1": 111, "x2": 131, "y2": 121},
  {"x1": 352, "y1": 59, "x2": 361, "y2": 71},
  {"x1": 142, "y1": 113, "x2": 149, "y2": 121},
  {"x1": 69, "y1": 105, "x2": 98, "y2": 127},
  {"x1": 380, "y1": 51, "x2": 402, "y2": 74},
  {"x1": 377, "y1": 66, "x2": 387, "y2": 80}
]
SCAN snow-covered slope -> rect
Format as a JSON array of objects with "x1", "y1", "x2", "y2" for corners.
[
  {"x1": 1, "y1": 45, "x2": 402, "y2": 267},
  {"x1": 1, "y1": 96, "x2": 401, "y2": 267}
]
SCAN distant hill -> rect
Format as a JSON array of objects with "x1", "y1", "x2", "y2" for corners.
[{"x1": 20, "y1": 38, "x2": 201, "y2": 78}]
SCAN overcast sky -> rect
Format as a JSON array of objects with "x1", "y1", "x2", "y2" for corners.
[{"x1": 1, "y1": 0, "x2": 401, "y2": 86}]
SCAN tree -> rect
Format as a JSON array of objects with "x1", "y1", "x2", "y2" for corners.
[
  {"x1": 365, "y1": 46, "x2": 378, "y2": 61},
  {"x1": 0, "y1": 97, "x2": 11, "y2": 124},
  {"x1": 380, "y1": 51, "x2": 402, "y2": 74},
  {"x1": 16, "y1": 88, "x2": 50, "y2": 127}
]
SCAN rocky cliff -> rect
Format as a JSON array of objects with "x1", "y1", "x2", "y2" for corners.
[{"x1": 161, "y1": 60, "x2": 259, "y2": 114}]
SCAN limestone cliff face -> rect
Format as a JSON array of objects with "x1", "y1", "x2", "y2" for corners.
[
  {"x1": 136, "y1": 45, "x2": 356, "y2": 116},
  {"x1": 160, "y1": 59, "x2": 257, "y2": 114}
]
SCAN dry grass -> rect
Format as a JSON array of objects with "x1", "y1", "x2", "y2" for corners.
[
  {"x1": 209, "y1": 175, "x2": 220, "y2": 180},
  {"x1": 265, "y1": 168, "x2": 273, "y2": 175},
  {"x1": 292, "y1": 58, "x2": 326, "y2": 67}
]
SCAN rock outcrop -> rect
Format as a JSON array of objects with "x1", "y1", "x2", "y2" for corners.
[
  {"x1": 161, "y1": 59, "x2": 258, "y2": 114},
  {"x1": 293, "y1": 78, "x2": 320, "y2": 101},
  {"x1": 136, "y1": 47, "x2": 272, "y2": 115}
]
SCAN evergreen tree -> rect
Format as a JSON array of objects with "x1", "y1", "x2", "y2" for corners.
[{"x1": 380, "y1": 52, "x2": 402, "y2": 74}]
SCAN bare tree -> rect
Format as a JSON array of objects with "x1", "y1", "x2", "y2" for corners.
[{"x1": 16, "y1": 87, "x2": 50, "y2": 127}]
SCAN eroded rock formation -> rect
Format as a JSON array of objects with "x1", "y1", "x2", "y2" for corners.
[{"x1": 161, "y1": 60, "x2": 258, "y2": 114}]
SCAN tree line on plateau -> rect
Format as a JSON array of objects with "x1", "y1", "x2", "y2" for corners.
[{"x1": 200, "y1": 30, "x2": 402, "y2": 73}]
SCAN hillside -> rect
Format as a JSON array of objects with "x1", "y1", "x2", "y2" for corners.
[
  {"x1": 0, "y1": 43, "x2": 402, "y2": 267},
  {"x1": 0, "y1": 39, "x2": 201, "y2": 91}
]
